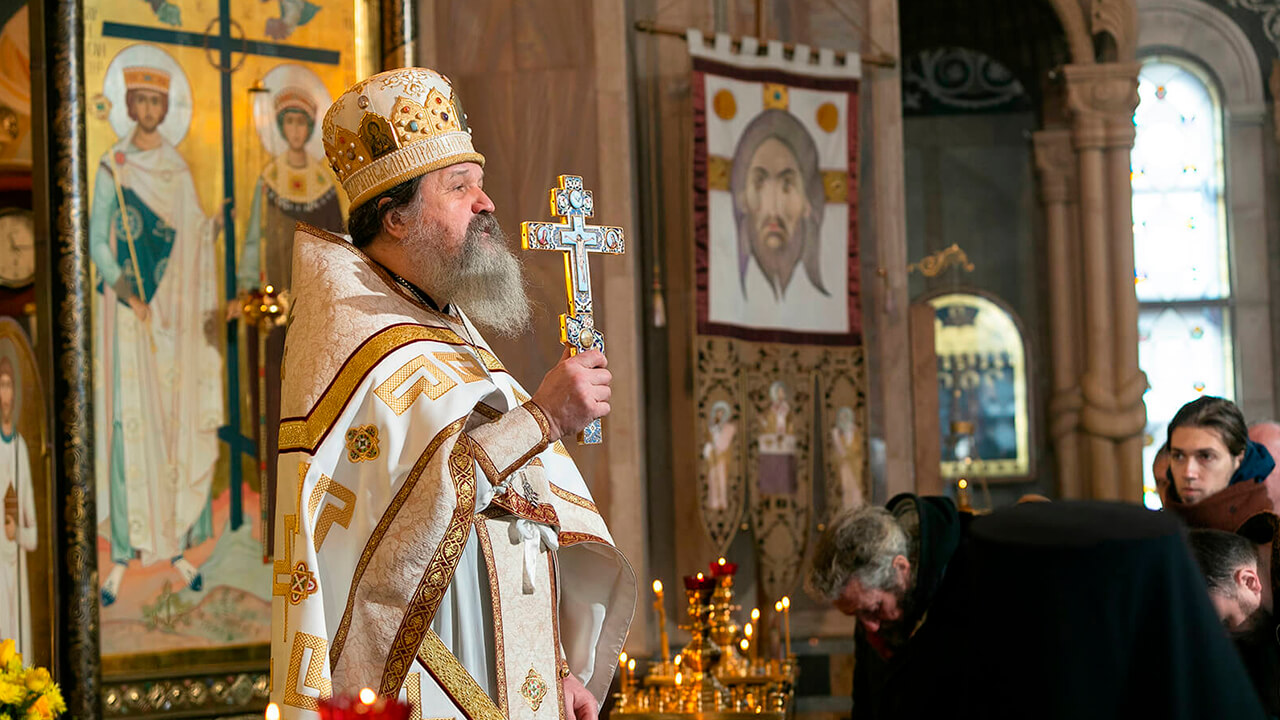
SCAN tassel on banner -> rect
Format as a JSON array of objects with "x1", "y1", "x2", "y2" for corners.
[{"x1": 652, "y1": 278, "x2": 667, "y2": 328}]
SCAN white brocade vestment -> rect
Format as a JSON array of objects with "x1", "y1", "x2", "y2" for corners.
[{"x1": 270, "y1": 225, "x2": 636, "y2": 720}]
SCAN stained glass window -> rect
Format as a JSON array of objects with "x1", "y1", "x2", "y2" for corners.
[{"x1": 1132, "y1": 58, "x2": 1235, "y2": 509}]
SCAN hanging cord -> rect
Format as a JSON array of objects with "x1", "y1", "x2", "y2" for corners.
[{"x1": 644, "y1": 21, "x2": 667, "y2": 328}]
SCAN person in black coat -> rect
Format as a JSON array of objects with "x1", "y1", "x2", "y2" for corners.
[
  {"x1": 1187, "y1": 527, "x2": 1280, "y2": 717},
  {"x1": 807, "y1": 494, "x2": 974, "y2": 719},
  {"x1": 810, "y1": 497, "x2": 1268, "y2": 719}
]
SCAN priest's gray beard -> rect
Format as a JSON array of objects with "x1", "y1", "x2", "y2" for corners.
[{"x1": 407, "y1": 211, "x2": 532, "y2": 337}]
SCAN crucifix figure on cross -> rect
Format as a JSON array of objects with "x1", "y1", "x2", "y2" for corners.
[{"x1": 521, "y1": 175, "x2": 625, "y2": 445}]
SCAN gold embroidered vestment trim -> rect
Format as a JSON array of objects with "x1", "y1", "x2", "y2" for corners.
[{"x1": 379, "y1": 439, "x2": 478, "y2": 696}]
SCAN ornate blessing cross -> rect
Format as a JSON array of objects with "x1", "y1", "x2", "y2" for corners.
[{"x1": 521, "y1": 175, "x2": 625, "y2": 445}]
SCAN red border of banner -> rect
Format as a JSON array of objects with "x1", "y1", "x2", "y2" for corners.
[{"x1": 692, "y1": 56, "x2": 862, "y2": 346}]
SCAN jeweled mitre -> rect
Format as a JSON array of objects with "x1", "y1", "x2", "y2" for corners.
[{"x1": 322, "y1": 67, "x2": 485, "y2": 211}]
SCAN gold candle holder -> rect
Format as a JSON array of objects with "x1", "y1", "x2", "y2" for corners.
[{"x1": 613, "y1": 562, "x2": 797, "y2": 719}]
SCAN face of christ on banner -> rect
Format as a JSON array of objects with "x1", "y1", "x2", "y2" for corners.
[{"x1": 730, "y1": 109, "x2": 828, "y2": 301}]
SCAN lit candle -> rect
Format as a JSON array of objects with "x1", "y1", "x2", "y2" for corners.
[
  {"x1": 628, "y1": 658, "x2": 636, "y2": 687},
  {"x1": 265, "y1": 703, "x2": 280, "y2": 720},
  {"x1": 653, "y1": 579, "x2": 671, "y2": 664},
  {"x1": 744, "y1": 621, "x2": 757, "y2": 666},
  {"x1": 781, "y1": 596, "x2": 792, "y2": 658},
  {"x1": 774, "y1": 601, "x2": 784, "y2": 660},
  {"x1": 696, "y1": 572, "x2": 704, "y2": 581},
  {"x1": 740, "y1": 638, "x2": 750, "y2": 652},
  {"x1": 359, "y1": 688, "x2": 377, "y2": 705},
  {"x1": 675, "y1": 671, "x2": 683, "y2": 687},
  {"x1": 958, "y1": 478, "x2": 971, "y2": 511},
  {"x1": 619, "y1": 652, "x2": 628, "y2": 689}
]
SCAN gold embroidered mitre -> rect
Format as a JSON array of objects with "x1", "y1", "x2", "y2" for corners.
[{"x1": 322, "y1": 67, "x2": 484, "y2": 211}]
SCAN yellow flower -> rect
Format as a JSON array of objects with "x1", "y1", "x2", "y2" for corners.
[
  {"x1": 41, "y1": 684, "x2": 64, "y2": 715},
  {"x1": 0, "y1": 678, "x2": 24, "y2": 705},
  {"x1": 23, "y1": 669, "x2": 49, "y2": 694},
  {"x1": 25, "y1": 694, "x2": 50, "y2": 720},
  {"x1": 0, "y1": 640, "x2": 12, "y2": 668}
]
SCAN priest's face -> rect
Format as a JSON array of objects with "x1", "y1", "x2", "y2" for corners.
[
  {"x1": 403, "y1": 162, "x2": 532, "y2": 336},
  {"x1": 1170, "y1": 426, "x2": 1244, "y2": 504},
  {"x1": 834, "y1": 555, "x2": 913, "y2": 644}
]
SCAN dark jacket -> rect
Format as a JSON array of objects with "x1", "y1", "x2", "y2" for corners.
[
  {"x1": 967, "y1": 501, "x2": 1266, "y2": 720},
  {"x1": 1235, "y1": 621, "x2": 1280, "y2": 718},
  {"x1": 852, "y1": 494, "x2": 973, "y2": 720},
  {"x1": 1165, "y1": 442, "x2": 1280, "y2": 717}
]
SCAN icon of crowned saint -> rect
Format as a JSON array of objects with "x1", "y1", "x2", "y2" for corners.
[{"x1": 88, "y1": 61, "x2": 224, "y2": 606}]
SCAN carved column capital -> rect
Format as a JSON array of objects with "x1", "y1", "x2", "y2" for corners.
[
  {"x1": 1064, "y1": 63, "x2": 1141, "y2": 149},
  {"x1": 1089, "y1": 0, "x2": 1139, "y2": 60},
  {"x1": 1032, "y1": 129, "x2": 1076, "y2": 204}
]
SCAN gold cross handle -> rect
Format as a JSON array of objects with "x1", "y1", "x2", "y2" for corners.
[{"x1": 520, "y1": 175, "x2": 626, "y2": 445}]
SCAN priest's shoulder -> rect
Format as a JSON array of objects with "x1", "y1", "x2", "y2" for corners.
[
  {"x1": 282, "y1": 224, "x2": 473, "y2": 415},
  {"x1": 289, "y1": 222, "x2": 449, "y2": 323}
]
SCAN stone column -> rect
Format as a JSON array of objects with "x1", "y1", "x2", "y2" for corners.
[
  {"x1": 1064, "y1": 63, "x2": 1146, "y2": 500},
  {"x1": 1033, "y1": 129, "x2": 1084, "y2": 499},
  {"x1": 1102, "y1": 64, "x2": 1147, "y2": 503}
]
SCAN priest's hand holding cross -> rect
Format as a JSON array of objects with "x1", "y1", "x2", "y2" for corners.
[
  {"x1": 522, "y1": 175, "x2": 626, "y2": 445},
  {"x1": 532, "y1": 346, "x2": 611, "y2": 443}
]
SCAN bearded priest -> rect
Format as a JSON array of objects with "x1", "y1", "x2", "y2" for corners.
[{"x1": 268, "y1": 67, "x2": 636, "y2": 720}]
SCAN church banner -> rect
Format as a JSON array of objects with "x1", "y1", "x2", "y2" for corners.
[
  {"x1": 81, "y1": 0, "x2": 375, "y2": 691},
  {"x1": 688, "y1": 31, "x2": 867, "y2": 603}
]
